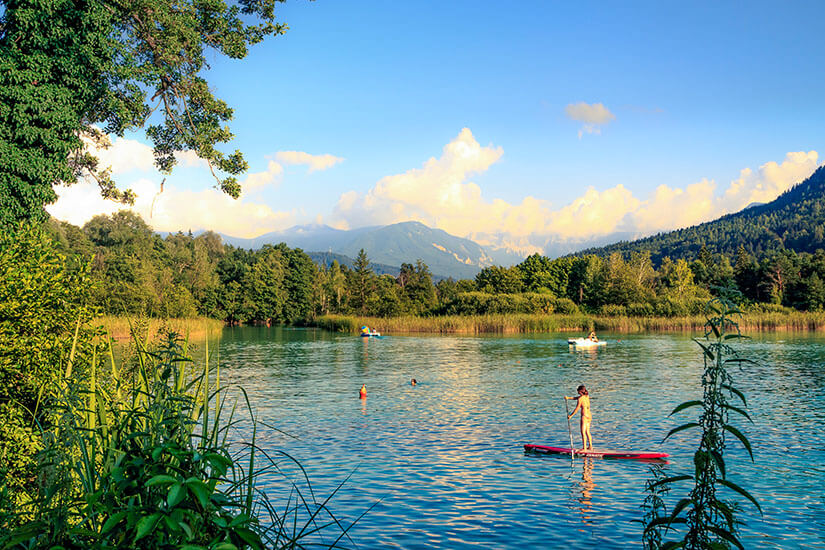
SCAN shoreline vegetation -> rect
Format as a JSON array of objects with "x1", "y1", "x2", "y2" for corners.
[
  {"x1": 99, "y1": 315, "x2": 225, "y2": 341},
  {"x1": 311, "y1": 312, "x2": 825, "y2": 333},
  {"x1": 98, "y1": 310, "x2": 825, "y2": 339}
]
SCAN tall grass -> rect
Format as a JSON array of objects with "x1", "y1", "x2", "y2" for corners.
[
  {"x1": 3, "y1": 327, "x2": 361, "y2": 549},
  {"x1": 99, "y1": 315, "x2": 225, "y2": 341},
  {"x1": 312, "y1": 311, "x2": 825, "y2": 335}
]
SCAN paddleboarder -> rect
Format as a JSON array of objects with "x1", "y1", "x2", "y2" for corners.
[
  {"x1": 359, "y1": 384, "x2": 367, "y2": 399},
  {"x1": 565, "y1": 385, "x2": 593, "y2": 451}
]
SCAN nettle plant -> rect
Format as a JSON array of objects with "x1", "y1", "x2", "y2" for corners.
[{"x1": 643, "y1": 292, "x2": 761, "y2": 550}]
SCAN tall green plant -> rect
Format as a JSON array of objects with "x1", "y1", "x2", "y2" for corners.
[
  {"x1": 4, "y1": 330, "x2": 362, "y2": 549},
  {"x1": 0, "y1": 224, "x2": 100, "y2": 519},
  {"x1": 642, "y1": 292, "x2": 761, "y2": 549}
]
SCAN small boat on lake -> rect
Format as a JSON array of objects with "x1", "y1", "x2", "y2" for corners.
[
  {"x1": 568, "y1": 337, "x2": 606, "y2": 347},
  {"x1": 359, "y1": 326, "x2": 382, "y2": 338}
]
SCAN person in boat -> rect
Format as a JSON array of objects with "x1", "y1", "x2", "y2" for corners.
[
  {"x1": 360, "y1": 326, "x2": 370, "y2": 336},
  {"x1": 359, "y1": 384, "x2": 367, "y2": 399},
  {"x1": 587, "y1": 331, "x2": 598, "y2": 342},
  {"x1": 565, "y1": 385, "x2": 593, "y2": 451}
]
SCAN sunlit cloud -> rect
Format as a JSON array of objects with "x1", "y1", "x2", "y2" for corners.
[
  {"x1": 331, "y1": 127, "x2": 507, "y2": 233},
  {"x1": 48, "y1": 135, "x2": 328, "y2": 237},
  {"x1": 721, "y1": 151, "x2": 820, "y2": 212},
  {"x1": 275, "y1": 151, "x2": 344, "y2": 172},
  {"x1": 243, "y1": 160, "x2": 284, "y2": 193},
  {"x1": 85, "y1": 134, "x2": 209, "y2": 174},
  {"x1": 564, "y1": 101, "x2": 616, "y2": 138},
  {"x1": 331, "y1": 129, "x2": 821, "y2": 254},
  {"x1": 50, "y1": 130, "x2": 823, "y2": 256},
  {"x1": 47, "y1": 178, "x2": 297, "y2": 238}
]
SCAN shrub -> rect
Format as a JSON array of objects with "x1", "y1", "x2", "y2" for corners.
[
  {"x1": 553, "y1": 297, "x2": 580, "y2": 315},
  {"x1": 0, "y1": 224, "x2": 100, "y2": 518},
  {"x1": 600, "y1": 304, "x2": 627, "y2": 316},
  {"x1": 627, "y1": 302, "x2": 655, "y2": 316}
]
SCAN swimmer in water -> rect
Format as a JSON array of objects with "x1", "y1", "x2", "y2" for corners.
[
  {"x1": 411, "y1": 378, "x2": 417, "y2": 386},
  {"x1": 565, "y1": 385, "x2": 593, "y2": 451}
]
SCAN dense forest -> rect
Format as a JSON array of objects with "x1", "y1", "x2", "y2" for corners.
[
  {"x1": 579, "y1": 165, "x2": 825, "y2": 263},
  {"x1": 47, "y1": 207, "x2": 825, "y2": 323}
]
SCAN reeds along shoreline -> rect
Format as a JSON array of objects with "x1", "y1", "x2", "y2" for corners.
[
  {"x1": 310, "y1": 312, "x2": 825, "y2": 334},
  {"x1": 99, "y1": 316, "x2": 225, "y2": 341},
  {"x1": 99, "y1": 312, "x2": 825, "y2": 337}
]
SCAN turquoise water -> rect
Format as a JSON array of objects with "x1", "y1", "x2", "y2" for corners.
[{"x1": 217, "y1": 327, "x2": 825, "y2": 549}]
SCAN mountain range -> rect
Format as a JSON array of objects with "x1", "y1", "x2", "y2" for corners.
[
  {"x1": 220, "y1": 221, "x2": 524, "y2": 280},
  {"x1": 217, "y1": 165, "x2": 825, "y2": 278}
]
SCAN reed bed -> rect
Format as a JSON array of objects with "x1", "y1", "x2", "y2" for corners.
[
  {"x1": 313, "y1": 311, "x2": 825, "y2": 334},
  {"x1": 99, "y1": 315, "x2": 225, "y2": 341}
]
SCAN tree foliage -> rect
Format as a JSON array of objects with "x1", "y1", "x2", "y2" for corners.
[
  {"x1": 578, "y1": 166, "x2": 825, "y2": 264},
  {"x1": 0, "y1": 0, "x2": 290, "y2": 229}
]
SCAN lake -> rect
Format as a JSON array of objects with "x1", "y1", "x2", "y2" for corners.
[{"x1": 216, "y1": 327, "x2": 825, "y2": 549}]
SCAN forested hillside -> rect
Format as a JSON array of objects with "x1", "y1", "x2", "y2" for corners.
[
  {"x1": 45, "y1": 206, "x2": 825, "y2": 322},
  {"x1": 579, "y1": 165, "x2": 825, "y2": 263}
]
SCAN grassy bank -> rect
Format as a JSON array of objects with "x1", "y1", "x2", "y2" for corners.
[
  {"x1": 99, "y1": 316, "x2": 225, "y2": 341},
  {"x1": 312, "y1": 311, "x2": 825, "y2": 334}
]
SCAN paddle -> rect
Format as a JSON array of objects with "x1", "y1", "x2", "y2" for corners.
[{"x1": 564, "y1": 397, "x2": 574, "y2": 459}]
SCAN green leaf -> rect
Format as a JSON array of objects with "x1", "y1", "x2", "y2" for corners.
[
  {"x1": 718, "y1": 478, "x2": 762, "y2": 513},
  {"x1": 151, "y1": 446, "x2": 165, "y2": 461},
  {"x1": 185, "y1": 478, "x2": 211, "y2": 509},
  {"x1": 721, "y1": 383, "x2": 747, "y2": 406},
  {"x1": 660, "y1": 542, "x2": 686, "y2": 550},
  {"x1": 707, "y1": 525, "x2": 744, "y2": 550},
  {"x1": 134, "y1": 513, "x2": 160, "y2": 542},
  {"x1": 709, "y1": 450, "x2": 726, "y2": 479},
  {"x1": 233, "y1": 527, "x2": 263, "y2": 550},
  {"x1": 721, "y1": 402, "x2": 752, "y2": 422},
  {"x1": 147, "y1": 474, "x2": 177, "y2": 487},
  {"x1": 647, "y1": 474, "x2": 693, "y2": 490},
  {"x1": 723, "y1": 424, "x2": 754, "y2": 461},
  {"x1": 212, "y1": 543, "x2": 238, "y2": 550},
  {"x1": 669, "y1": 497, "x2": 693, "y2": 520},
  {"x1": 100, "y1": 511, "x2": 127, "y2": 534},
  {"x1": 694, "y1": 340, "x2": 715, "y2": 361},
  {"x1": 669, "y1": 400, "x2": 703, "y2": 416},
  {"x1": 167, "y1": 483, "x2": 186, "y2": 508},
  {"x1": 663, "y1": 422, "x2": 700, "y2": 442}
]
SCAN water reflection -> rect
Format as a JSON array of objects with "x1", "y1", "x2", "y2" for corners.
[{"x1": 577, "y1": 458, "x2": 596, "y2": 522}]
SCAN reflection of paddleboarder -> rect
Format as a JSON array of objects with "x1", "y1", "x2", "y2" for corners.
[
  {"x1": 578, "y1": 458, "x2": 596, "y2": 521},
  {"x1": 565, "y1": 385, "x2": 592, "y2": 450}
]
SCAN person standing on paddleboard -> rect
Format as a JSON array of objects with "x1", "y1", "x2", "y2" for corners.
[{"x1": 565, "y1": 385, "x2": 593, "y2": 451}]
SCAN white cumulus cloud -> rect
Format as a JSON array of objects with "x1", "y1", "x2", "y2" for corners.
[
  {"x1": 565, "y1": 101, "x2": 616, "y2": 137},
  {"x1": 275, "y1": 151, "x2": 344, "y2": 172},
  {"x1": 47, "y1": 177, "x2": 297, "y2": 238},
  {"x1": 331, "y1": 128, "x2": 509, "y2": 234},
  {"x1": 331, "y1": 128, "x2": 821, "y2": 254},
  {"x1": 243, "y1": 160, "x2": 285, "y2": 193}
]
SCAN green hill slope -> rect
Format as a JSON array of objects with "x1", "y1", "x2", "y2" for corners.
[{"x1": 579, "y1": 165, "x2": 825, "y2": 263}]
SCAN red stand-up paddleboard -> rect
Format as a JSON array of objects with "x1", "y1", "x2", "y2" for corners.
[{"x1": 524, "y1": 444, "x2": 668, "y2": 460}]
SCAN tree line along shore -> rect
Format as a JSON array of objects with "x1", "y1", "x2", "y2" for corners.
[{"x1": 46, "y1": 210, "x2": 825, "y2": 334}]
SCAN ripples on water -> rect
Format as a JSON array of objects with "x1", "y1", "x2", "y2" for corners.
[{"x1": 215, "y1": 328, "x2": 825, "y2": 549}]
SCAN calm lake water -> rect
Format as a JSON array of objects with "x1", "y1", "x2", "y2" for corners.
[{"x1": 216, "y1": 327, "x2": 825, "y2": 549}]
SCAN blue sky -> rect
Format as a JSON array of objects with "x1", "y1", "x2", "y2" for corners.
[{"x1": 49, "y1": 1, "x2": 825, "y2": 255}]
